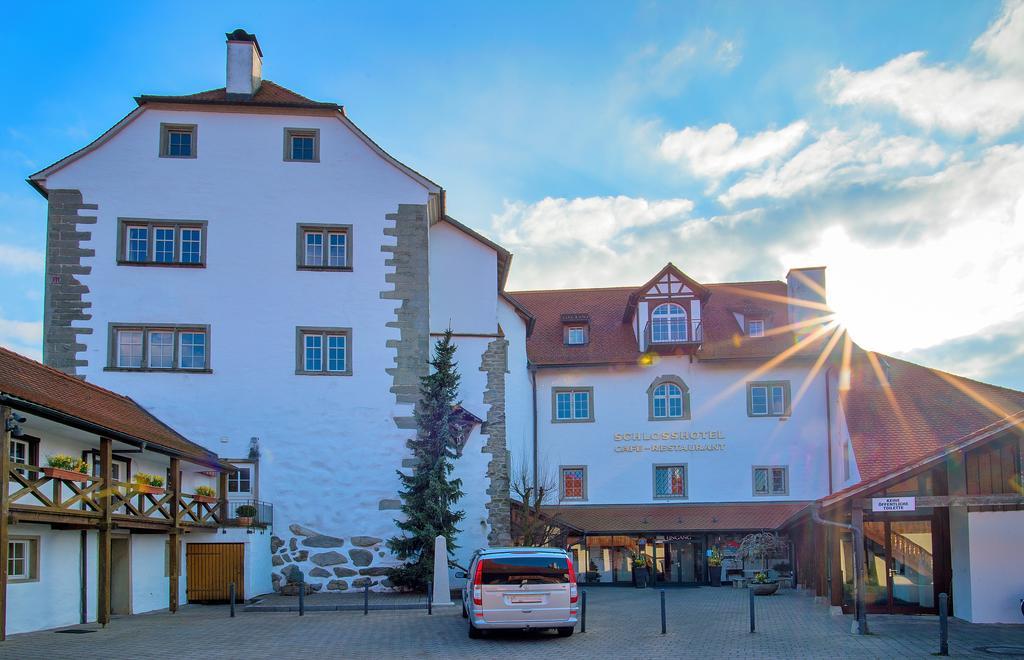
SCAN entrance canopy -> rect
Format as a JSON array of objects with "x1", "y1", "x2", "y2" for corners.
[{"x1": 543, "y1": 501, "x2": 810, "y2": 534}]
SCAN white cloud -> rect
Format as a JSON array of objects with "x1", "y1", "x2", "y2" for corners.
[
  {"x1": 827, "y1": 2, "x2": 1024, "y2": 138},
  {"x1": 0, "y1": 243, "x2": 44, "y2": 273},
  {"x1": 719, "y1": 125, "x2": 945, "y2": 205},
  {"x1": 493, "y1": 195, "x2": 694, "y2": 253},
  {"x1": 658, "y1": 121, "x2": 809, "y2": 181},
  {"x1": 620, "y1": 29, "x2": 743, "y2": 99},
  {"x1": 0, "y1": 317, "x2": 43, "y2": 362},
  {"x1": 777, "y1": 144, "x2": 1024, "y2": 354}
]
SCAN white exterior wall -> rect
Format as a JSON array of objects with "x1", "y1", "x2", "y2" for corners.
[
  {"x1": 536, "y1": 359, "x2": 830, "y2": 504},
  {"x1": 499, "y1": 298, "x2": 532, "y2": 473},
  {"x1": 429, "y1": 221, "x2": 497, "y2": 335},
  {"x1": 5, "y1": 524, "x2": 88, "y2": 635},
  {"x1": 43, "y1": 102, "x2": 510, "y2": 593},
  {"x1": 964, "y1": 510, "x2": 1024, "y2": 623}
]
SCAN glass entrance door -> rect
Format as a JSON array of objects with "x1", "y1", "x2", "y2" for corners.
[
  {"x1": 658, "y1": 540, "x2": 703, "y2": 584},
  {"x1": 864, "y1": 520, "x2": 936, "y2": 614}
]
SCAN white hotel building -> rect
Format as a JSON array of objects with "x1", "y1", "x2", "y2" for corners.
[{"x1": 7, "y1": 30, "x2": 1023, "y2": 633}]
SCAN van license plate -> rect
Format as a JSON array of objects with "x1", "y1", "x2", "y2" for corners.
[{"x1": 511, "y1": 596, "x2": 542, "y2": 604}]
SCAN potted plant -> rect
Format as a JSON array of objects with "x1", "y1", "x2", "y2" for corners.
[
  {"x1": 708, "y1": 548, "x2": 723, "y2": 587},
  {"x1": 235, "y1": 503, "x2": 258, "y2": 526},
  {"x1": 192, "y1": 485, "x2": 217, "y2": 503},
  {"x1": 42, "y1": 455, "x2": 90, "y2": 482},
  {"x1": 132, "y1": 472, "x2": 165, "y2": 494},
  {"x1": 632, "y1": 555, "x2": 651, "y2": 589},
  {"x1": 750, "y1": 571, "x2": 780, "y2": 596}
]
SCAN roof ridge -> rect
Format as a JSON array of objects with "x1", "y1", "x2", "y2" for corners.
[
  {"x1": 0, "y1": 346, "x2": 139, "y2": 403},
  {"x1": 873, "y1": 350, "x2": 1024, "y2": 398},
  {"x1": 508, "y1": 285, "x2": 639, "y2": 295}
]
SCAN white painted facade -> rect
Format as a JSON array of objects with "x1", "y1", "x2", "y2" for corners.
[
  {"x1": 536, "y1": 361, "x2": 833, "y2": 504},
  {"x1": 32, "y1": 32, "x2": 522, "y2": 600}
]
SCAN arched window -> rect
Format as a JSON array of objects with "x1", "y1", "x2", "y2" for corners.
[
  {"x1": 653, "y1": 383, "x2": 684, "y2": 419},
  {"x1": 647, "y1": 376, "x2": 690, "y2": 420},
  {"x1": 651, "y1": 303, "x2": 687, "y2": 343}
]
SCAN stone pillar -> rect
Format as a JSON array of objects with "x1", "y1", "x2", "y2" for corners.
[
  {"x1": 432, "y1": 535, "x2": 452, "y2": 606},
  {"x1": 480, "y1": 336, "x2": 512, "y2": 546}
]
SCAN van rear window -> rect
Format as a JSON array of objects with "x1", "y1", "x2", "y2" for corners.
[{"x1": 481, "y1": 556, "x2": 570, "y2": 585}]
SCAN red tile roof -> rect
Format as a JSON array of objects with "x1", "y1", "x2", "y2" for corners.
[
  {"x1": 841, "y1": 348, "x2": 1024, "y2": 485},
  {"x1": 542, "y1": 501, "x2": 811, "y2": 533},
  {"x1": 135, "y1": 80, "x2": 340, "y2": 110},
  {"x1": 509, "y1": 280, "x2": 815, "y2": 365},
  {"x1": 0, "y1": 347, "x2": 223, "y2": 468}
]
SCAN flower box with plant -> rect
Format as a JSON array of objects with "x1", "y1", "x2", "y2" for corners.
[
  {"x1": 132, "y1": 472, "x2": 165, "y2": 494},
  {"x1": 235, "y1": 504, "x2": 258, "y2": 526},
  {"x1": 192, "y1": 485, "x2": 217, "y2": 503},
  {"x1": 43, "y1": 455, "x2": 91, "y2": 482}
]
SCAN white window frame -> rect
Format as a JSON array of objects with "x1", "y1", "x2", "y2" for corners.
[
  {"x1": 10, "y1": 438, "x2": 29, "y2": 466},
  {"x1": 748, "y1": 381, "x2": 790, "y2": 417},
  {"x1": 651, "y1": 303, "x2": 688, "y2": 343},
  {"x1": 147, "y1": 330, "x2": 175, "y2": 369},
  {"x1": 109, "y1": 324, "x2": 211, "y2": 373},
  {"x1": 296, "y1": 327, "x2": 353, "y2": 376},
  {"x1": 118, "y1": 219, "x2": 206, "y2": 267},
  {"x1": 566, "y1": 326, "x2": 587, "y2": 345},
  {"x1": 748, "y1": 319, "x2": 765, "y2": 337},
  {"x1": 227, "y1": 465, "x2": 253, "y2": 496},
  {"x1": 153, "y1": 226, "x2": 176, "y2": 263},
  {"x1": 552, "y1": 387, "x2": 594, "y2": 423},
  {"x1": 753, "y1": 466, "x2": 789, "y2": 496},
  {"x1": 8, "y1": 537, "x2": 39, "y2": 583}
]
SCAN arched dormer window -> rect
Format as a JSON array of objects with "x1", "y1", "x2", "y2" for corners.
[
  {"x1": 647, "y1": 375, "x2": 691, "y2": 420},
  {"x1": 651, "y1": 303, "x2": 687, "y2": 343}
]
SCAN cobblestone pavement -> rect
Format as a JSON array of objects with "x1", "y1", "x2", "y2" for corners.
[{"x1": 3, "y1": 587, "x2": 1023, "y2": 659}]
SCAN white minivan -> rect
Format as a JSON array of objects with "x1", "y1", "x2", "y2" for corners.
[{"x1": 459, "y1": 547, "x2": 578, "y2": 638}]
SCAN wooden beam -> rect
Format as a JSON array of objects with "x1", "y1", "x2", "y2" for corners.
[
  {"x1": 98, "y1": 436, "x2": 112, "y2": 627},
  {"x1": 856, "y1": 494, "x2": 1024, "y2": 509},
  {"x1": 851, "y1": 504, "x2": 867, "y2": 632},
  {"x1": 168, "y1": 457, "x2": 180, "y2": 614},
  {"x1": 1, "y1": 406, "x2": 12, "y2": 641},
  {"x1": 218, "y1": 470, "x2": 228, "y2": 524}
]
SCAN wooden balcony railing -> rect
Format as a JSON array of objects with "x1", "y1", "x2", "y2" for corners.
[{"x1": 5, "y1": 465, "x2": 227, "y2": 530}]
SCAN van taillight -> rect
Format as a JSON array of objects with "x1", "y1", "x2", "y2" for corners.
[
  {"x1": 472, "y1": 560, "x2": 484, "y2": 606},
  {"x1": 567, "y1": 557, "x2": 578, "y2": 604}
]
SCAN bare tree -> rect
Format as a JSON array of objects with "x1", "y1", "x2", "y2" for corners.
[{"x1": 509, "y1": 453, "x2": 567, "y2": 547}]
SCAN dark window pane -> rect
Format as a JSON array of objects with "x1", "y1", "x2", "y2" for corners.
[{"x1": 481, "y1": 556, "x2": 570, "y2": 585}]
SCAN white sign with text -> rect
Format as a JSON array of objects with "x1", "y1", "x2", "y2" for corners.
[{"x1": 871, "y1": 496, "x2": 916, "y2": 512}]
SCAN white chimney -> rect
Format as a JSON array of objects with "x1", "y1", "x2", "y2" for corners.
[
  {"x1": 225, "y1": 29, "x2": 262, "y2": 97},
  {"x1": 786, "y1": 266, "x2": 828, "y2": 336}
]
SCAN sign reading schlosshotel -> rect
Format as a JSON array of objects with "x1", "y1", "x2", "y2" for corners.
[
  {"x1": 615, "y1": 431, "x2": 726, "y2": 441},
  {"x1": 613, "y1": 430, "x2": 727, "y2": 453}
]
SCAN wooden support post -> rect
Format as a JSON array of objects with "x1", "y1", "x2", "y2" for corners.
[
  {"x1": 1, "y1": 406, "x2": 12, "y2": 642},
  {"x1": 218, "y1": 470, "x2": 229, "y2": 524},
  {"x1": 851, "y1": 504, "x2": 868, "y2": 634},
  {"x1": 98, "y1": 436, "x2": 112, "y2": 627},
  {"x1": 168, "y1": 457, "x2": 180, "y2": 613}
]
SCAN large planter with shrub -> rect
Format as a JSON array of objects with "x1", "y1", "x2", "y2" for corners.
[
  {"x1": 752, "y1": 581, "x2": 780, "y2": 596},
  {"x1": 235, "y1": 504, "x2": 258, "y2": 526}
]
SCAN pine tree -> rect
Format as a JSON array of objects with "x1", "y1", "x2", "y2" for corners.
[{"x1": 386, "y1": 329, "x2": 466, "y2": 589}]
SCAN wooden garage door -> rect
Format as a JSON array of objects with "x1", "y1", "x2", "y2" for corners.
[{"x1": 186, "y1": 543, "x2": 244, "y2": 603}]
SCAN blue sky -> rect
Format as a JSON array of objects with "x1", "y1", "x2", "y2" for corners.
[{"x1": 2, "y1": 1, "x2": 1023, "y2": 390}]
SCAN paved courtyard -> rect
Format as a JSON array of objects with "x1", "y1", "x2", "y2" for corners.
[{"x1": 3, "y1": 587, "x2": 1023, "y2": 659}]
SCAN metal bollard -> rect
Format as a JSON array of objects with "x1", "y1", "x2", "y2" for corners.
[
  {"x1": 660, "y1": 589, "x2": 667, "y2": 635},
  {"x1": 749, "y1": 587, "x2": 755, "y2": 633},
  {"x1": 229, "y1": 582, "x2": 236, "y2": 618},
  {"x1": 298, "y1": 580, "x2": 305, "y2": 616},
  {"x1": 581, "y1": 591, "x2": 587, "y2": 633},
  {"x1": 364, "y1": 584, "x2": 369, "y2": 615},
  {"x1": 938, "y1": 593, "x2": 949, "y2": 656},
  {"x1": 427, "y1": 581, "x2": 433, "y2": 615}
]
